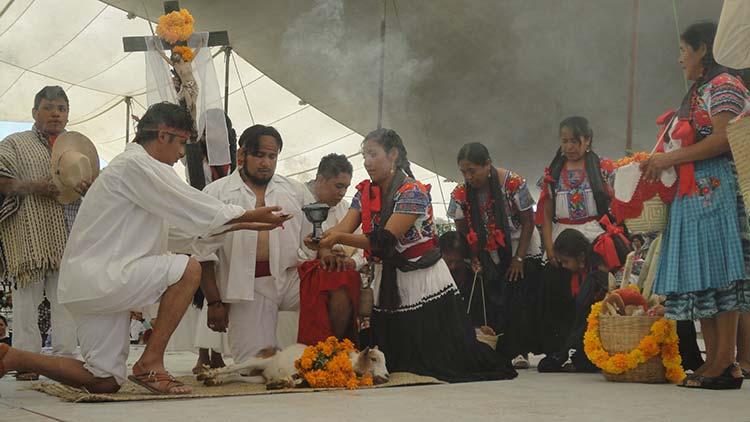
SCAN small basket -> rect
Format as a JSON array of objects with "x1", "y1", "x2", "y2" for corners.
[
  {"x1": 624, "y1": 197, "x2": 668, "y2": 234},
  {"x1": 598, "y1": 314, "x2": 666, "y2": 383},
  {"x1": 728, "y1": 116, "x2": 750, "y2": 211}
]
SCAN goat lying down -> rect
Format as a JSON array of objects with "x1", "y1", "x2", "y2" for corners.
[{"x1": 200, "y1": 343, "x2": 390, "y2": 388}]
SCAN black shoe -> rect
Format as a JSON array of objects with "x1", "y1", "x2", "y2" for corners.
[
  {"x1": 679, "y1": 363, "x2": 743, "y2": 390},
  {"x1": 538, "y1": 354, "x2": 566, "y2": 373}
]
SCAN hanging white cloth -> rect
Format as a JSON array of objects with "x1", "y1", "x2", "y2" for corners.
[{"x1": 144, "y1": 32, "x2": 230, "y2": 166}]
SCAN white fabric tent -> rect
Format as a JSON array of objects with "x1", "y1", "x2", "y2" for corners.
[{"x1": 0, "y1": 0, "x2": 458, "y2": 220}]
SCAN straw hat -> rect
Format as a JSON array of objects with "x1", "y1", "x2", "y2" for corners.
[{"x1": 50, "y1": 131, "x2": 99, "y2": 204}]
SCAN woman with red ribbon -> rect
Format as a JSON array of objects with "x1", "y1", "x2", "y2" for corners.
[
  {"x1": 535, "y1": 116, "x2": 615, "y2": 371},
  {"x1": 448, "y1": 142, "x2": 544, "y2": 369},
  {"x1": 639, "y1": 22, "x2": 750, "y2": 390},
  {"x1": 310, "y1": 129, "x2": 516, "y2": 382},
  {"x1": 550, "y1": 226, "x2": 632, "y2": 372}
]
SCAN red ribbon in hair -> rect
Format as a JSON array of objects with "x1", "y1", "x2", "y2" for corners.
[
  {"x1": 534, "y1": 169, "x2": 556, "y2": 226},
  {"x1": 355, "y1": 180, "x2": 381, "y2": 235},
  {"x1": 592, "y1": 216, "x2": 630, "y2": 271}
]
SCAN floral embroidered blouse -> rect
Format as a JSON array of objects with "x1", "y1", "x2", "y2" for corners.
[
  {"x1": 448, "y1": 170, "x2": 543, "y2": 258},
  {"x1": 537, "y1": 161, "x2": 614, "y2": 222},
  {"x1": 351, "y1": 178, "x2": 436, "y2": 254}
]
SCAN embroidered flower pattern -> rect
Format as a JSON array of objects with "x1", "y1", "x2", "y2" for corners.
[{"x1": 696, "y1": 176, "x2": 721, "y2": 207}]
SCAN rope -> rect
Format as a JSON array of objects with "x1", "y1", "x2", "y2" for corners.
[
  {"x1": 0, "y1": 0, "x2": 34, "y2": 39},
  {"x1": 0, "y1": 0, "x2": 15, "y2": 20},
  {"x1": 377, "y1": 0, "x2": 386, "y2": 129},
  {"x1": 68, "y1": 97, "x2": 125, "y2": 126},
  {"x1": 231, "y1": 51, "x2": 256, "y2": 124},
  {"x1": 466, "y1": 271, "x2": 488, "y2": 326},
  {"x1": 268, "y1": 105, "x2": 310, "y2": 125},
  {"x1": 29, "y1": 4, "x2": 108, "y2": 69},
  {"x1": 75, "y1": 53, "x2": 134, "y2": 85},
  {"x1": 279, "y1": 131, "x2": 356, "y2": 162},
  {"x1": 284, "y1": 152, "x2": 360, "y2": 178},
  {"x1": 671, "y1": 0, "x2": 688, "y2": 91}
]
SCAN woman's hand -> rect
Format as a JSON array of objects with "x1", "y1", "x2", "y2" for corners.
[
  {"x1": 318, "y1": 231, "x2": 340, "y2": 250},
  {"x1": 639, "y1": 152, "x2": 673, "y2": 183},
  {"x1": 471, "y1": 257, "x2": 483, "y2": 274},
  {"x1": 303, "y1": 234, "x2": 320, "y2": 251},
  {"x1": 506, "y1": 258, "x2": 525, "y2": 282},
  {"x1": 546, "y1": 248, "x2": 559, "y2": 267}
]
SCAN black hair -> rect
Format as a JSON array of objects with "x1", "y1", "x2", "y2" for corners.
[
  {"x1": 553, "y1": 228, "x2": 632, "y2": 272},
  {"x1": 362, "y1": 128, "x2": 414, "y2": 178},
  {"x1": 455, "y1": 142, "x2": 512, "y2": 262},
  {"x1": 457, "y1": 142, "x2": 491, "y2": 167},
  {"x1": 132, "y1": 102, "x2": 194, "y2": 145},
  {"x1": 439, "y1": 230, "x2": 470, "y2": 257},
  {"x1": 545, "y1": 116, "x2": 610, "y2": 218},
  {"x1": 0, "y1": 314, "x2": 6, "y2": 325},
  {"x1": 631, "y1": 234, "x2": 645, "y2": 245},
  {"x1": 239, "y1": 124, "x2": 283, "y2": 155},
  {"x1": 316, "y1": 153, "x2": 353, "y2": 180},
  {"x1": 681, "y1": 21, "x2": 718, "y2": 72},
  {"x1": 34, "y1": 86, "x2": 69, "y2": 110}
]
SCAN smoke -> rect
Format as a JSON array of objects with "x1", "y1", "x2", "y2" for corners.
[{"x1": 281, "y1": 0, "x2": 433, "y2": 127}]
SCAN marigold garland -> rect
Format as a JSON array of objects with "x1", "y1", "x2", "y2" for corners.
[
  {"x1": 171, "y1": 45, "x2": 195, "y2": 62},
  {"x1": 156, "y1": 9, "x2": 195, "y2": 43},
  {"x1": 612, "y1": 151, "x2": 651, "y2": 170},
  {"x1": 583, "y1": 301, "x2": 686, "y2": 383},
  {"x1": 294, "y1": 336, "x2": 373, "y2": 389}
]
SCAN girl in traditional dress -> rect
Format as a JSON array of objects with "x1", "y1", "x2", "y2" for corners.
[
  {"x1": 640, "y1": 22, "x2": 750, "y2": 389},
  {"x1": 536, "y1": 116, "x2": 614, "y2": 371},
  {"x1": 314, "y1": 129, "x2": 517, "y2": 382},
  {"x1": 551, "y1": 226, "x2": 632, "y2": 372},
  {"x1": 447, "y1": 142, "x2": 544, "y2": 369}
]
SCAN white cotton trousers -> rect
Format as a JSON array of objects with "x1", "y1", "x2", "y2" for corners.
[
  {"x1": 12, "y1": 272, "x2": 77, "y2": 356},
  {"x1": 227, "y1": 273, "x2": 299, "y2": 365}
]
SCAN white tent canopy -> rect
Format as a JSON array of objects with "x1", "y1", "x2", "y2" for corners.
[{"x1": 0, "y1": 0, "x2": 458, "y2": 219}]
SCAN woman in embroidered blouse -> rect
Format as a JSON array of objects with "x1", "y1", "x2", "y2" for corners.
[
  {"x1": 447, "y1": 142, "x2": 544, "y2": 369},
  {"x1": 535, "y1": 116, "x2": 613, "y2": 371},
  {"x1": 640, "y1": 22, "x2": 750, "y2": 389},
  {"x1": 312, "y1": 129, "x2": 516, "y2": 382}
]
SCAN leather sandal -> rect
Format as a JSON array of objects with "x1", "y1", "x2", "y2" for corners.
[
  {"x1": 679, "y1": 363, "x2": 743, "y2": 390},
  {"x1": 128, "y1": 370, "x2": 191, "y2": 395}
]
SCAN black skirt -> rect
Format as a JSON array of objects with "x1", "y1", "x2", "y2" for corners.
[{"x1": 371, "y1": 287, "x2": 517, "y2": 382}]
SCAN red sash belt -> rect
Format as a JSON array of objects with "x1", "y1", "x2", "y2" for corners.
[
  {"x1": 556, "y1": 216, "x2": 598, "y2": 225},
  {"x1": 400, "y1": 238, "x2": 438, "y2": 260}
]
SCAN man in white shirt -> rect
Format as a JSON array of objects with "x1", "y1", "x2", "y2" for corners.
[
  {"x1": 200, "y1": 124, "x2": 314, "y2": 367},
  {"x1": 0, "y1": 103, "x2": 289, "y2": 395},
  {"x1": 297, "y1": 154, "x2": 366, "y2": 344}
]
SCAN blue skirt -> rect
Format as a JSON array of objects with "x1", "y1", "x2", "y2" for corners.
[{"x1": 654, "y1": 156, "x2": 747, "y2": 299}]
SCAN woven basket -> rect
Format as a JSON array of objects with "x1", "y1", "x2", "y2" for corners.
[
  {"x1": 624, "y1": 197, "x2": 668, "y2": 234},
  {"x1": 728, "y1": 117, "x2": 750, "y2": 211},
  {"x1": 598, "y1": 314, "x2": 666, "y2": 383}
]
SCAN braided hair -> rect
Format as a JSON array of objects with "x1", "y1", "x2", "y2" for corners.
[
  {"x1": 681, "y1": 22, "x2": 718, "y2": 73},
  {"x1": 546, "y1": 116, "x2": 610, "y2": 218},
  {"x1": 362, "y1": 128, "x2": 415, "y2": 179}
]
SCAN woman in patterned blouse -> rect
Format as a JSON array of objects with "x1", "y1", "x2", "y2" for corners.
[
  {"x1": 640, "y1": 21, "x2": 750, "y2": 389},
  {"x1": 313, "y1": 129, "x2": 517, "y2": 382},
  {"x1": 448, "y1": 142, "x2": 544, "y2": 369},
  {"x1": 536, "y1": 116, "x2": 614, "y2": 372}
]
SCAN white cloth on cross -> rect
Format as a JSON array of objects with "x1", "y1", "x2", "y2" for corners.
[{"x1": 144, "y1": 32, "x2": 230, "y2": 166}]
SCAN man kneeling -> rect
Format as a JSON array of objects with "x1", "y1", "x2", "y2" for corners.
[{"x1": 0, "y1": 103, "x2": 289, "y2": 394}]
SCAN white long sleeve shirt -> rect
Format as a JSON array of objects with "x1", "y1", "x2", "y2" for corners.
[
  {"x1": 715, "y1": 0, "x2": 750, "y2": 69},
  {"x1": 199, "y1": 171, "x2": 314, "y2": 303},
  {"x1": 58, "y1": 143, "x2": 245, "y2": 307}
]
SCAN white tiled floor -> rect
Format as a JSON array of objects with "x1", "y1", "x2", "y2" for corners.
[{"x1": 0, "y1": 347, "x2": 745, "y2": 422}]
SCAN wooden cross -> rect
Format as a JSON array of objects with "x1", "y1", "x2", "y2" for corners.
[{"x1": 122, "y1": 0, "x2": 231, "y2": 190}]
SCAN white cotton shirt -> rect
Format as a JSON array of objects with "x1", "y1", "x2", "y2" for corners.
[
  {"x1": 58, "y1": 143, "x2": 245, "y2": 311},
  {"x1": 198, "y1": 171, "x2": 314, "y2": 303},
  {"x1": 715, "y1": 0, "x2": 750, "y2": 69}
]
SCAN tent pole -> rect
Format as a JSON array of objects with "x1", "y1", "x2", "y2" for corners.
[
  {"x1": 124, "y1": 96, "x2": 132, "y2": 145},
  {"x1": 625, "y1": 0, "x2": 640, "y2": 155},
  {"x1": 377, "y1": 0, "x2": 386, "y2": 129},
  {"x1": 224, "y1": 46, "x2": 232, "y2": 113}
]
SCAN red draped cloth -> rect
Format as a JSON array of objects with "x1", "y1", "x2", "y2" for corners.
[{"x1": 297, "y1": 260, "x2": 361, "y2": 345}]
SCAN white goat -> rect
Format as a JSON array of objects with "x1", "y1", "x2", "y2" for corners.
[{"x1": 201, "y1": 343, "x2": 389, "y2": 388}]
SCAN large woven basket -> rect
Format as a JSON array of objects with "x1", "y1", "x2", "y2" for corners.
[
  {"x1": 728, "y1": 117, "x2": 750, "y2": 210},
  {"x1": 598, "y1": 314, "x2": 666, "y2": 383},
  {"x1": 624, "y1": 197, "x2": 668, "y2": 234}
]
